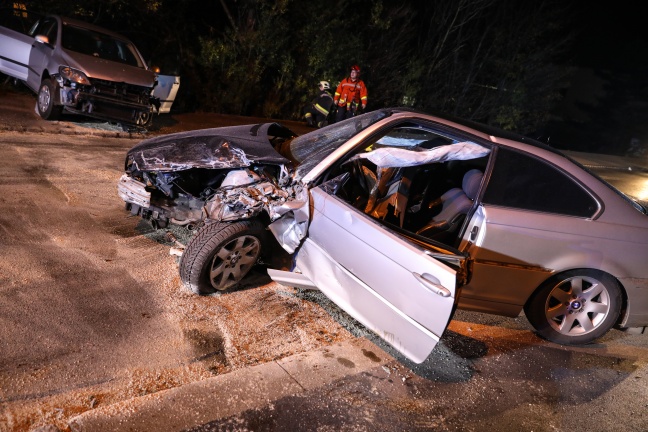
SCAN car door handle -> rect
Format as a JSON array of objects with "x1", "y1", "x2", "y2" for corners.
[
  {"x1": 413, "y1": 272, "x2": 451, "y2": 297},
  {"x1": 470, "y1": 225, "x2": 479, "y2": 241}
]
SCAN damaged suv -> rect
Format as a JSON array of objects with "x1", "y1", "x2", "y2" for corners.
[
  {"x1": 0, "y1": 14, "x2": 163, "y2": 126},
  {"x1": 118, "y1": 108, "x2": 648, "y2": 363}
]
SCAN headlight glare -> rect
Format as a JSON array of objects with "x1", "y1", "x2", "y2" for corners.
[{"x1": 59, "y1": 66, "x2": 91, "y2": 85}]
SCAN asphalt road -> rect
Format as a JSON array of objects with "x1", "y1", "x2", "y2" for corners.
[{"x1": 0, "y1": 86, "x2": 647, "y2": 432}]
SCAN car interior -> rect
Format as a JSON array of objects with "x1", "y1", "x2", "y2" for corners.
[{"x1": 325, "y1": 123, "x2": 490, "y2": 248}]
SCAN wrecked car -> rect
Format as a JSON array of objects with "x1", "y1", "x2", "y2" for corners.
[
  {"x1": 118, "y1": 108, "x2": 648, "y2": 363},
  {"x1": 0, "y1": 14, "x2": 176, "y2": 126}
]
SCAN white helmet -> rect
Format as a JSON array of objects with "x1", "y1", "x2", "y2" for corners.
[{"x1": 319, "y1": 81, "x2": 330, "y2": 90}]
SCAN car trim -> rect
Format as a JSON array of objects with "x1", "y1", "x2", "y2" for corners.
[
  {"x1": 474, "y1": 258, "x2": 552, "y2": 273},
  {"x1": 267, "y1": 269, "x2": 318, "y2": 290},
  {"x1": 0, "y1": 54, "x2": 27, "y2": 70}
]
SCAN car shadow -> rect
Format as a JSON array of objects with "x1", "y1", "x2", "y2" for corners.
[
  {"x1": 290, "y1": 287, "x2": 489, "y2": 382},
  {"x1": 368, "y1": 329, "x2": 488, "y2": 383},
  {"x1": 149, "y1": 114, "x2": 179, "y2": 132}
]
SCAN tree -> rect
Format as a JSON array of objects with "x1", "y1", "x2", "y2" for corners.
[{"x1": 5, "y1": 0, "x2": 576, "y2": 133}]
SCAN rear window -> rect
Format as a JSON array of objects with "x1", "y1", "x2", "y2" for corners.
[{"x1": 483, "y1": 148, "x2": 599, "y2": 217}]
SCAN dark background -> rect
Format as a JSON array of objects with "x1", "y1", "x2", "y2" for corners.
[
  {"x1": 1, "y1": 1, "x2": 647, "y2": 155},
  {"x1": 542, "y1": 2, "x2": 648, "y2": 154}
]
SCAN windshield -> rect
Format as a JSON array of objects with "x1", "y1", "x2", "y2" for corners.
[
  {"x1": 289, "y1": 109, "x2": 391, "y2": 179},
  {"x1": 61, "y1": 23, "x2": 145, "y2": 68}
]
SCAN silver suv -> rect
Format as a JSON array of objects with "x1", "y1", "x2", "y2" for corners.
[{"x1": 0, "y1": 14, "x2": 167, "y2": 127}]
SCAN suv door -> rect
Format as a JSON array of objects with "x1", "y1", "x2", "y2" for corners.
[
  {"x1": 26, "y1": 17, "x2": 57, "y2": 92},
  {"x1": 0, "y1": 25, "x2": 34, "y2": 81}
]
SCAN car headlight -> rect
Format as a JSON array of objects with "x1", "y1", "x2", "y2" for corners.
[{"x1": 59, "y1": 66, "x2": 92, "y2": 85}]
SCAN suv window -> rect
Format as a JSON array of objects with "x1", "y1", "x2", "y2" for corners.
[
  {"x1": 31, "y1": 18, "x2": 57, "y2": 44},
  {"x1": 482, "y1": 147, "x2": 598, "y2": 217}
]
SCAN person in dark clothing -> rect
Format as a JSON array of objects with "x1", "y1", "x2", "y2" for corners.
[{"x1": 304, "y1": 81, "x2": 334, "y2": 128}]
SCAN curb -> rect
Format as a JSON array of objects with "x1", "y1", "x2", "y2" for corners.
[{"x1": 68, "y1": 338, "x2": 389, "y2": 432}]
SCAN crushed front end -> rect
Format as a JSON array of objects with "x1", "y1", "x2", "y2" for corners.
[
  {"x1": 117, "y1": 123, "x2": 305, "y2": 232},
  {"x1": 57, "y1": 68, "x2": 158, "y2": 126},
  {"x1": 118, "y1": 164, "x2": 297, "y2": 230}
]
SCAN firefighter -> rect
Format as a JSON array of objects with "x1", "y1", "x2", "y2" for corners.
[
  {"x1": 334, "y1": 65, "x2": 368, "y2": 122},
  {"x1": 304, "y1": 81, "x2": 335, "y2": 128}
]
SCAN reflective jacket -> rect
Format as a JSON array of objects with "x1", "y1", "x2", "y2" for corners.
[
  {"x1": 334, "y1": 78, "x2": 368, "y2": 108},
  {"x1": 312, "y1": 90, "x2": 334, "y2": 116},
  {"x1": 304, "y1": 90, "x2": 334, "y2": 122}
]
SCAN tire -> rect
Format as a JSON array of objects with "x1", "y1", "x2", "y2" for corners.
[
  {"x1": 137, "y1": 109, "x2": 154, "y2": 128},
  {"x1": 524, "y1": 269, "x2": 622, "y2": 345},
  {"x1": 37, "y1": 78, "x2": 63, "y2": 120},
  {"x1": 180, "y1": 220, "x2": 265, "y2": 295}
]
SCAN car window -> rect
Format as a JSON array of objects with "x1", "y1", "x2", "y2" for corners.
[
  {"x1": 30, "y1": 17, "x2": 57, "y2": 44},
  {"x1": 289, "y1": 109, "x2": 392, "y2": 179},
  {"x1": 61, "y1": 23, "x2": 144, "y2": 68},
  {"x1": 327, "y1": 122, "x2": 490, "y2": 246},
  {"x1": 482, "y1": 147, "x2": 598, "y2": 217}
]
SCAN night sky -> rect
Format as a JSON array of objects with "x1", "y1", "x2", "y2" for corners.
[
  {"x1": 546, "y1": 3, "x2": 648, "y2": 154},
  {"x1": 570, "y1": 4, "x2": 648, "y2": 72}
]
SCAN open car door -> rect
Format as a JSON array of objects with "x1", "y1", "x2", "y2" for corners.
[
  {"x1": 0, "y1": 25, "x2": 33, "y2": 81},
  {"x1": 291, "y1": 183, "x2": 464, "y2": 363},
  {"x1": 152, "y1": 74, "x2": 180, "y2": 114}
]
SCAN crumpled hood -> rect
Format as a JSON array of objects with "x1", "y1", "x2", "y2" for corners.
[
  {"x1": 62, "y1": 49, "x2": 156, "y2": 87},
  {"x1": 127, "y1": 123, "x2": 295, "y2": 171}
]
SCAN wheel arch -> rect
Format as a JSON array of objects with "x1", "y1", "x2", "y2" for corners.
[
  {"x1": 524, "y1": 266, "x2": 628, "y2": 326},
  {"x1": 180, "y1": 218, "x2": 268, "y2": 294}
]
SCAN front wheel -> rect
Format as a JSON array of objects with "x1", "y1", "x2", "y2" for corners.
[
  {"x1": 180, "y1": 220, "x2": 265, "y2": 295},
  {"x1": 37, "y1": 78, "x2": 63, "y2": 120},
  {"x1": 524, "y1": 269, "x2": 622, "y2": 345},
  {"x1": 137, "y1": 109, "x2": 154, "y2": 128}
]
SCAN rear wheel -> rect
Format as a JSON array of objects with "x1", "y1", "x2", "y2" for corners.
[
  {"x1": 37, "y1": 78, "x2": 63, "y2": 120},
  {"x1": 524, "y1": 269, "x2": 622, "y2": 345},
  {"x1": 180, "y1": 220, "x2": 265, "y2": 295}
]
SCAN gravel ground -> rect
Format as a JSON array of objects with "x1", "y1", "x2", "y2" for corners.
[{"x1": 0, "y1": 86, "x2": 350, "y2": 431}]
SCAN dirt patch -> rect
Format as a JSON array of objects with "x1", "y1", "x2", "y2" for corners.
[{"x1": 0, "y1": 128, "x2": 353, "y2": 432}]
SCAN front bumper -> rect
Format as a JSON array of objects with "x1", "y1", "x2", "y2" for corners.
[
  {"x1": 118, "y1": 174, "x2": 150, "y2": 208},
  {"x1": 58, "y1": 77, "x2": 158, "y2": 125}
]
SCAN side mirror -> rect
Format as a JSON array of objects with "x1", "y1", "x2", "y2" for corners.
[{"x1": 34, "y1": 34, "x2": 49, "y2": 45}]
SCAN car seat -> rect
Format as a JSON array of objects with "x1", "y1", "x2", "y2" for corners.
[{"x1": 415, "y1": 169, "x2": 483, "y2": 242}]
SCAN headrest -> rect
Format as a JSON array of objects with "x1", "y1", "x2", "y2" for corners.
[{"x1": 462, "y1": 169, "x2": 483, "y2": 200}]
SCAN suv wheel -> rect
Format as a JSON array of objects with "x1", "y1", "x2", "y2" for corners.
[{"x1": 37, "y1": 79, "x2": 63, "y2": 120}]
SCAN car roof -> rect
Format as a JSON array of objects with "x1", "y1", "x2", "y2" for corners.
[{"x1": 390, "y1": 107, "x2": 563, "y2": 155}]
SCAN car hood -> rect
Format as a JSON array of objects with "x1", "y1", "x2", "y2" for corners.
[
  {"x1": 126, "y1": 123, "x2": 294, "y2": 171},
  {"x1": 62, "y1": 49, "x2": 156, "y2": 87}
]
